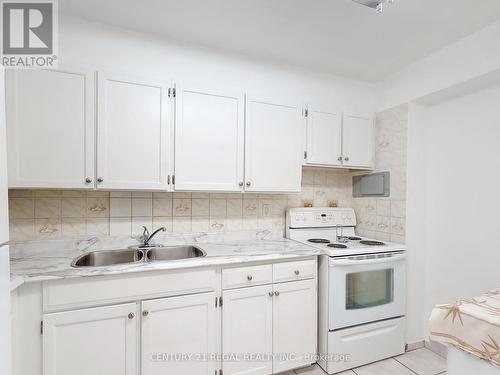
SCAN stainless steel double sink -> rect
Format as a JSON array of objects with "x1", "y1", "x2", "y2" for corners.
[{"x1": 71, "y1": 245, "x2": 206, "y2": 268}]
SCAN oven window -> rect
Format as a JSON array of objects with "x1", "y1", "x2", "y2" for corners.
[{"x1": 346, "y1": 269, "x2": 394, "y2": 309}]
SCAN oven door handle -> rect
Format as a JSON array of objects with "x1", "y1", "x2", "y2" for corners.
[{"x1": 329, "y1": 253, "x2": 406, "y2": 266}]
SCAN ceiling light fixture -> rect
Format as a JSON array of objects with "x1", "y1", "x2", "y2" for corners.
[{"x1": 352, "y1": 0, "x2": 395, "y2": 14}]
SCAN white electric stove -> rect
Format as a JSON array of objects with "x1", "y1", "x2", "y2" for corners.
[{"x1": 286, "y1": 207, "x2": 407, "y2": 374}]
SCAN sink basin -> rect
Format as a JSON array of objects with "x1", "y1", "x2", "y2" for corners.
[
  {"x1": 146, "y1": 246, "x2": 206, "y2": 261},
  {"x1": 71, "y1": 249, "x2": 143, "y2": 267},
  {"x1": 71, "y1": 246, "x2": 206, "y2": 267}
]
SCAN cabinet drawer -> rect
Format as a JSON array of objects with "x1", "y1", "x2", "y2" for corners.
[
  {"x1": 273, "y1": 260, "x2": 316, "y2": 283},
  {"x1": 222, "y1": 264, "x2": 273, "y2": 289}
]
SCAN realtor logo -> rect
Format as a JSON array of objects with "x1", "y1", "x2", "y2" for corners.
[{"x1": 1, "y1": 0, "x2": 58, "y2": 68}]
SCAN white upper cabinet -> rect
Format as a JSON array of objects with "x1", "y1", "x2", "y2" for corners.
[
  {"x1": 305, "y1": 105, "x2": 342, "y2": 167},
  {"x1": 97, "y1": 72, "x2": 171, "y2": 190},
  {"x1": 6, "y1": 67, "x2": 95, "y2": 189},
  {"x1": 244, "y1": 95, "x2": 303, "y2": 192},
  {"x1": 43, "y1": 303, "x2": 139, "y2": 375},
  {"x1": 174, "y1": 85, "x2": 244, "y2": 191},
  {"x1": 342, "y1": 112, "x2": 374, "y2": 169}
]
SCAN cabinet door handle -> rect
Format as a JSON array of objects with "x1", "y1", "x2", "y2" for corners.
[
  {"x1": 142, "y1": 310, "x2": 149, "y2": 317},
  {"x1": 247, "y1": 275, "x2": 253, "y2": 281},
  {"x1": 97, "y1": 177, "x2": 104, "y2": 183},
  {"x1": 274, "y1": 291, "x2": 280, "y2": 296},
  {"x1": 294, "y1": 270, "x2": 300, "y2": 275},
  {"x1": 344, "y1": 157, "x2": 350, "y2": 162},
  {"x1": 85, "y1": 178, "x2": 92, "y2": 184},
  {"x1": 128, "y1": 313, "x2": 135, "y2": 319},
  {"x1": 268, "y1": 292, "x2": 274, "y2": 297},
  {"x1": 338, "y1": 156, "x2": 343, "y2": 162},
  {"x1": 239, "y1": 182, "x2": 244, "y2": 187},
  {"x1": 246, "y1": 181, "x2": 251, "y2": 187}
]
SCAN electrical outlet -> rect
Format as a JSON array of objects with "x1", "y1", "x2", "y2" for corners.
[{"x1": 262, "y1": 204, "x2": 272, "y2": 217}]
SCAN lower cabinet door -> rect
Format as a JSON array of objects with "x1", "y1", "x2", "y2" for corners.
[
  {"x1": 222, "y1": 285, "x2": 273, "y2": 375},
  {"x1": 272, "y1": 279, "x2": 317, "y2": 373},
  {"x1": 141, "y1": 292, "x2": 217, "y2": 375},
  {"x1": 43, "y1": 303, "x2": 139, "y2": 375}
]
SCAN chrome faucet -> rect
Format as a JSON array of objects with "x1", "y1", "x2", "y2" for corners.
[
  {"x1": 336, "y1": 224, "x2": 348, "y2": 243},
  {"x1": 141, "y1": 226, "x2": 166, "y2": 247}
]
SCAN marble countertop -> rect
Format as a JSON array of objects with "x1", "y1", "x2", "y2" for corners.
[{"x1": 9, "y1": 230, "x2": 322, "y2": 291}]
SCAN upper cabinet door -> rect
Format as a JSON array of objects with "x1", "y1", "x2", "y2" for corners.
[
  {"x1": 305, "y1": 105, "x2": 342, "y2": 166},
  {"x1": 6, "y1": 68, "x2": 95, "y2": 189},
  {"x1": 342, "y1": 112, "x2": 374, "y2": 169},
  {"x1": 245, "y1": 96, "x2": 302, "y2": 192},
  {"x1": 97, "y1": 72, "x2": 170, "y2": 190},
  {"x1": 174, "y1": 85, "x2": 244, "y2": 191}
]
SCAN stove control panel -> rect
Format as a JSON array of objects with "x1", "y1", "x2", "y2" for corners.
[{"x1": 287, "y1": 207, "x2": 357, "y2": 228}]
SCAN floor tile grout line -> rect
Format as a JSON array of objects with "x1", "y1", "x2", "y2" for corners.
[{"x1": 393, "y1": 357, "x2": 420, "y2": 375}]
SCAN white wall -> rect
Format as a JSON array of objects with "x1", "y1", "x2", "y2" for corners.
[
  {"x1": 406, "y1": 84, "x2": 500, "y2": 341},
  {"x1": 377, "y1": 19, "x2": 500, "y2": 111},
  {"x1": 59, "y1": 17, "x2": 376, "y2": 113},
  {"x1": 405, "y1": 103, "x2": 428, "y2": 343}
]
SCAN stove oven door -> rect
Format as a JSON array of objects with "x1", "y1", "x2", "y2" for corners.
[{"x1": 328, "y1": 252, "x2": 406, "y2": 331}]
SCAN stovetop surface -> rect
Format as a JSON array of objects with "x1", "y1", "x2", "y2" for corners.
[
  {"x1": 300, "y1": 237, "x2": 406, "y2": 257},
  {"x1": 288, "y1": 228, "x2": 406, "y2": 257}
]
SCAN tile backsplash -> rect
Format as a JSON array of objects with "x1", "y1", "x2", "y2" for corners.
[
  {"x1": 352, "y1": 104, "x2": 408, "y2": 243},
  {"x1": 8, "y1": 168, "x2": 353, "y2": 241}
]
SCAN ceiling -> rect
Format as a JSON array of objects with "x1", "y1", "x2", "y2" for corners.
[{"x1": 60, "y1": 0, "x2": 500, "y2": 82}]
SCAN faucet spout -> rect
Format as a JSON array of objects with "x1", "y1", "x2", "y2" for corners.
[{"x1": 142, "y1": 226, "x2": 167, "y2": 246}]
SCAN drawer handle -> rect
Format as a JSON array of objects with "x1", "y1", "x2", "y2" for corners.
[
  {"x1": 247, "y1": 275, "x2": 253, "y2": 281},
  {"x1": 128, "y1": 313, "x2": 135, "y2": 319},
  {"x1": 294, "y1": 270, "x2": 300, "y2": 275},
  {"x1": 274, "y1": 291, "x2": 280, "y2": 296}
]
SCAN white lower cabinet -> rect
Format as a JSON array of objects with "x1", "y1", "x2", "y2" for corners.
[
  {"x1": 37, "y1": 261, "x2": 317, "y2": 375},
  {"x1": 272, "y1": 279, "x2": 317, "y2": 373},
  {"x1": 43, "y1": 303, "x2": 139, "y2": 375},
  {"x1": 222, "y1": 285, "x2": 274, "y2": 375},
  {"x1": 222, "y1": 262, "x2": 317, "y2": 375},
  {"x1": 42, "y1": 293, "x2": 217, "y2": 375},
  {"x1": 141, "y1": 292, "x2": 217, "y2": 375}
]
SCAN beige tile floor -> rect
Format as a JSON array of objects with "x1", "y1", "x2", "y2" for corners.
[{"x1": 284, "y1": 348, "x2": 447, "y2": 375}]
